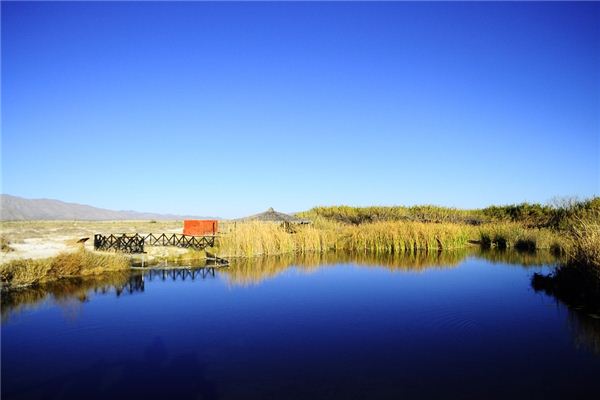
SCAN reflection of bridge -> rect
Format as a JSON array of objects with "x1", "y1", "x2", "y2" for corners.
[
  {"x1": 115, "y1": 275, "x2": 145, "y2": 296},
  {"x1": 144, "y1": 268, "x2": 217, "y2": 282},
  {"x1": 111, "y1": 268, "x2": 219, "y2": 296}
]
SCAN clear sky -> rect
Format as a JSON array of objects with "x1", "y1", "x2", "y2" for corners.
[{"x1": 2, "y1": 1, "x2": 599, "y2": 218}]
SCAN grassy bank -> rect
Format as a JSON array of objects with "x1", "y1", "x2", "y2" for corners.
[{"x1": 0, "y1": 249, "x2": 130, "y2": 287}]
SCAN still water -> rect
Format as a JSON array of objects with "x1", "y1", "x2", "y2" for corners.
[{"x1": 2, "y1": 250, "x2": 600, "y2": 399}]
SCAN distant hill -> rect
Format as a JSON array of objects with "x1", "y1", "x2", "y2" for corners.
[{"x1": 0, "y1": 194, "x2": 216, "y2": 221}]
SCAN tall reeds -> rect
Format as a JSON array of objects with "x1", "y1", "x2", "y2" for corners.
[
  {"x1": 215, "y1": 221, "x2": 333, "y2": 257},
  {"x1": 567, "y1": 212, "x2": 600, "y2": 271},
  {"x1": 477, "y1": 222, "x2": 565, "y2": 252},
  {"x1": 342, "y1": 221, "x2": 474, "y2": 252},
  {"x1": 215, "y1": 220, "x2": 476, "y2": 257}
]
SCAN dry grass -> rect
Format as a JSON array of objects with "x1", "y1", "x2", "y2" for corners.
[
  {"x1": 0, "y1": 249, "x2": 130, "y2": 287},
  {"x1": 217, "y1": 220, "x2": 570, "y2": 258},
  {"x1": 567, "y1": 213, "x2": 600, "y2": 271},
  {"x1": 342, "y1": 221, "x2": 475, "y2": 252},
  {"x1": 215, "y1": 221, "x2": 334, "y2": 257},
  {"x1": 215, "y1": 220, "x2": 476, "y2": 257}
]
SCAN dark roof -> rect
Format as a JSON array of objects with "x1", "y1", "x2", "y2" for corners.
[{"x1": 236, "y1": 207, "x2": 309, "y2": 223}]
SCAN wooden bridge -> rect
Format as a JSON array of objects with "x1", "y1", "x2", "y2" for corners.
[{"x1": 94, "y1": 233, "x2": 217, "y2": 253}]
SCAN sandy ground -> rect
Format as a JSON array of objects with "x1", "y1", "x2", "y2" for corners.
[
  {"x1": 1, "y1": 220, "x2": 184, "y2": 262},
  {"x1": 3, "y1": 237, "x2": 73, "y2": 261}
]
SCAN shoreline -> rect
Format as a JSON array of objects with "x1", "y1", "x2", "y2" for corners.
[{"x1": 1, "y1": 214, "x2": 596, "y2": 289}]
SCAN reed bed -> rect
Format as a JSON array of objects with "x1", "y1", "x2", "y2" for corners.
[
  {"x1": 344, "y1": 221, "x2": 475, "y2": 253},
  {"x1": 216, "y1": 219, "x2": 572, "y2": 259},
  {"x1": 300, "y1": 197, "x2": 600, "y2": 229},
  {"x1": 567, "y1": 213, "x2": 600, "y2": 271},
  {"x1": 215, "y1": 221, "x2": 333, "y2": 257},
  {"x1": 216, "y1": 220, "x2": 477, "y2": 257},
  {"x1": 477, "y1": 222, "x2": 565, "y2": 252},
  {"x1": 0, "y1": 249, "x2": 130, "y2": 287},
  {"x1": 298, "y1": 205, "x2": 482, "y2": 225}
]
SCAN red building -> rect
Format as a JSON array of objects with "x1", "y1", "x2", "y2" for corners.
[{"x1": 183, "y1": 220, "x2": 218, "y2": 236}]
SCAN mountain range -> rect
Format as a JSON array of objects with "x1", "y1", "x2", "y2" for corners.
[{"x1": 0, "y1": 194, "x2": 215, "y2": 221}]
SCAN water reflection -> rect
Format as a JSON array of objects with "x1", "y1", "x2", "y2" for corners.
[
  {"x1": 532, "y1": 266, "x2": 600, "y2": 355},
  {"x1": 224, "y1": 250, "x2": 469, "y2": 286},
  {"x1": 1, "y1": 268, "x2": 220, "y2": 322},
  {"x1": 3, "y1": 250, "x2": 600, "y2": 399},
  {"x1": 143, "y1": 267, "x2": 217, "y2": 282},
  {"x1": 1, "y1": 272, "x2": 135, "y2": 322},
  {"x1": 2, "y1": 250, "x2": 562, "y2": 320},
  {"x1": 569, "y1": 310, "x2": 600, "y2": 355},
  {"x1": 223, "y1": 249, "x2": 563, "y2": 286},
  {"x1": 477, "y1": 248, "x2": 562, "y2": 267},
  {"x1": 533, "y1": 286, "x2": 600, "y2": 355}
]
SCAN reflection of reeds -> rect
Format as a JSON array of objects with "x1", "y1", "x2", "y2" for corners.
[
  {"x1": 477, "y1": 249, "x2": 562, "y2": 267},
  {"x1": 223, "y1": 250, "x2": 469, "y2": 286},
  {"x1": 532, "y1": 266, "x2": 600, "y2": 355},
  {"x1": 1, "y1": 271, "x2": 132, "y2": 321},
  {"x1": 0, "y1": 249, "x2": 130, "y2": 287},
  {"x1": 224, "y1": 249, "x2": 565, "y2": 287},
  {"x1": 568, "y1": 311, "x2": 600, "y2": 355}
]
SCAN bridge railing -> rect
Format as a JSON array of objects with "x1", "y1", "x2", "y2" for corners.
[{"x1": 94, "y1": 233, "x2": 217, "y2": 253}]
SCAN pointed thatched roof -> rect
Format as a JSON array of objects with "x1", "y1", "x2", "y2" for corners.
[{"x1": 236, "y1": 207, "x2": 309, "y2": 223}]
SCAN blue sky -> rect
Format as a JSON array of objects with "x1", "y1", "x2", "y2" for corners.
[{"x1": 2, "y1": 1, "x2": 599, "y2": 218}]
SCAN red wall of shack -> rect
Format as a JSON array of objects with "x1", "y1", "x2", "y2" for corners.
[{"x1": 183, "y1": 220, "x2": 218, "y2": 236}]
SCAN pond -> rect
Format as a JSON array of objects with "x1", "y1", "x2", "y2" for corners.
[{"x1": 2, "y1": 250, "x2": 600, "y2": 399}]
